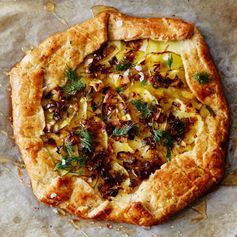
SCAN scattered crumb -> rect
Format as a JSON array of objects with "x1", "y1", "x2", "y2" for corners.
[
  {"x1": 143, "y1": 225, "x2": 151, "y2": 230},
  {"x1": 57, "y1": 209, "x2": 66, "y2": 216},
  {"x1": 69, "y1": 219, "x2": 80, "y2": 230},
  {"x1": 14, "y1": 160, "x2": 26, "y2": 169},
  {"x1": 52, "y1": 208, "x2": 58, "y2": 214},
  {"x1": 106, "y1": 223, "x2": 113, "y2": 229}
]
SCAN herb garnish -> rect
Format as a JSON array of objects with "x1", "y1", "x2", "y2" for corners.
[
  {"x1": 112, "y1": 123, "x2": 137, "y2": 137},
  {"x1": 140, "y1": 79, "x2": 148, "y2": 86},
  {"x1": 91, "y1": 102, "x2": 98, "y2": 111},
  {"x1": 62, "y1": 66, "x2": 85, "y2": 95},
  {"x1": 115, "y1": 60, "x2": 134, "y2": 71},
  {"x1": 167, "y1": 54, "x2": 173, "y2": 69},
  {"x1": 65, "y1": 142, "x2": 73, "y2": 157},
  {"x1": 65, "y1": 66, "x2": 78, "y2": 81},
  {"x1": 75, "y1": 129, "x2": 93, "y2": 152},
  {"x1": 152, "y1": 126, "x2": 174, "y2": 161},
  {"x1": 115, "y1": 87, "x2": 125, "y2": 94},
  {"x1": 194, "y1": 72, "x2": 211, "y2": 84},
  {"x1": 54, "y1": 156, "x2": 87, "y2": 171},
  {"x1": 131, "y1": 100, "x2": 154, "y2": 119}
]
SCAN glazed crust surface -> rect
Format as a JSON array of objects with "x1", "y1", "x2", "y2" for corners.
[{"x1": 9, "y1": 9, "x2": 229, "y2": 226}]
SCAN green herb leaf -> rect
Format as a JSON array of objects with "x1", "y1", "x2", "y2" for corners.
[
  {"x1": 167, "y1": 54, "x2": 173, "y2": 69},
  {"x1": 76, "y1": 129, "x2": 93, "y2": 152},
  {"x1": 131, "y1": 100, "x2": 154, "y2": 119},
  {"x1": 194, "y1": 72, "x2": 211, "y2": 84},
  {"x1": 54, "y1": 156, "x2": 87, "y2": 171},
  {"x1": 65, "y1": 142, "x2": 73, "y2": 157},
  {"x1": 63, "y1": 79, "x2": 85, "y2": 95},
  {"x1": 115, "y1": 60, "x2": 134, "y2": 71},
  {"x1": 91, "y1": 102, "x2": 98, "y2": 111},
  {"x1": 165, "y1": 142, "x2": 173, "y2": 162},
  {"x1": 112, "y1": 123, "x2": 136, "y2": 137},
  {"x1": 153, "y1": 130, "x2": 166, "y2": 143},
  {"x1": 140, "y1": 79, "x2": 147, "y2": 86},
  {"x1": 62, "y1": 66, "x2": 85, "y2": 95},
  {"x1": 100, "y1": 112, "x2": 105, "y2": 121},
  {"x1": 65, "y1": 66, "x2": 78, "y2": 81},
  {"x1": 152, "y1": 127, "x2": 174, "y2": 161},
  {"x1": 115, "y1": 87, "x2": 125, "y2": 94}
]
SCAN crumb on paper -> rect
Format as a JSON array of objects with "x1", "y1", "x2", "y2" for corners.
[
  {"x1": 106, "y1": 223, "x2": 113, "y2": 229},
  {"x1": 52, "y1": 208, "x2": 58, "y2": 214},
  {"x1": 14, "y1": 160, "x2": 26, "y2": 169},
  {"x1": 58, "y1": 208, "x2": 66, "y2": 216},
  {"x1": 69, "y1": 219, "x2": 81, "y2": 230},
  {"x1": 53, "y1": 208, "x2": 67, "y2": 216}
]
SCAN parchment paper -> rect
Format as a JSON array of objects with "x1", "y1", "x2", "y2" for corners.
[{"x1": 0, "y1": 1, "x2": 237, "y2": 236}]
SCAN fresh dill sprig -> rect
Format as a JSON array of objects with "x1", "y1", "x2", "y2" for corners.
[
  {"x1": 167, "y1": 54, "x2": 173, "y2": 69},
  {"x1": 152, "y1": 126, "x2": 174, "y2": 161},
  {"x1": 65, "y1": 142, "x2": 73, "y2": 157},
  {"x1": 62, "y1": 66, "x2": 85, "y2": 95},
  {"x1": 115, "y1": 60, "x2": 134, "y2": 71},
  {"x1": 54, "y1": 156, "x2": 87, "y2": 171},
  {"x1": 115, "y1": 87, "x2": 125, "y2": 94},
  {"x1": 131, "y1": 100, "x2": 154, "y2": 119},
  {"x1": 75, "y1": 129, "x2": 93, "y2": 152},
  {"x1": 63, "y1": 80, "x2": 85, "y2": 95},
  {"x1": 65, "y1": 66, "x2": 78, "y2": 81},
  {"x1": 112, "y1": 123, "x2": 136, "y2": 137},
  {"x1": 140, "y1": 79, "x2": 148, "y2": 86}
]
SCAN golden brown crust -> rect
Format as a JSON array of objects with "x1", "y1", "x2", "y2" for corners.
[
  {"x1": 9, "y1": 9, "x2": 229, "y2": 226},
  {"x1": 108, "y1": 12, "x2": 194, "y2": 41}
]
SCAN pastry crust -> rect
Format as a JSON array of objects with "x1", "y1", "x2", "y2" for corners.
[{"x1": 9, "y1": 8, "x2": 229, "y2": 226}]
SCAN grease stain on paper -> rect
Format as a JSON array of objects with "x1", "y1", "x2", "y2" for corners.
[
  {"x1": 44, "y1": 1, "x2": 68, "y2": 27},
  {"x1": 191, "y1": 200, "x2": 208, "y2": 223}
]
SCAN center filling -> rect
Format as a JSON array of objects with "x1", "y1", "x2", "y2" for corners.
[{"x1": 42, "y1": 39, "x2": 208, "y2": 199}]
